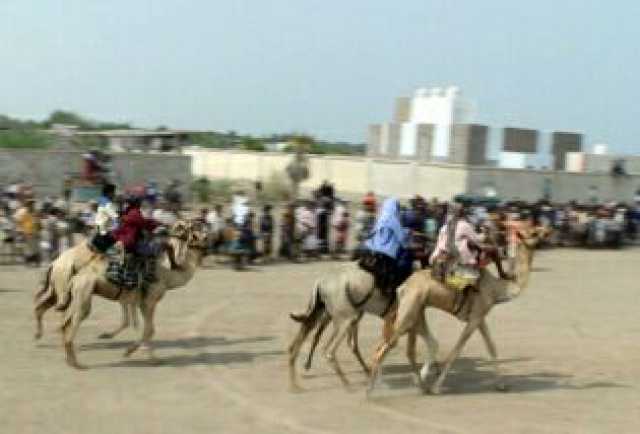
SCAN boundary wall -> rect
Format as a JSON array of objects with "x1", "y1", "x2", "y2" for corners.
[
  {"x1": 186, "y1": 149, "x2": 640, "y2": 203},
  {"x1": 0, "y1": 150, "x2": 192, "y2": 197}
]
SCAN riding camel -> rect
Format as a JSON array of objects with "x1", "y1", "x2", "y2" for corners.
[
  {"x1": 288, "y1": 262, "x2": 398, "y2": 391},
  {"x1": 34, "y1": 222, "x2": 185, "y2": 339},
  {"x1": 287, "y1": 225, "x2": 523, "y2": 391},
  {"x1": 33, "y1": 222, "x2": 208, "y2": 369},
  {"x1": 367, "y1": 228, "x2": 540, "y2": 395}
]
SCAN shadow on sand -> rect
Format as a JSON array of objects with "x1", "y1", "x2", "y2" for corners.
[
  {"x1": 78, "y1": 335, "x2": 284, "y2": 369},
  {"x1": 96, "y1": 348, "x2": 285, "y2": 369},
  {"x1": 378, "y1": 357, "x2": 628, "y2": 395},
  {"x1": 80, "y1": 335, "x2": 274, "y2": 351}
]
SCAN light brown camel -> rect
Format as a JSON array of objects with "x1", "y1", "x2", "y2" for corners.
[
  {"x1": 33, "y1": 221, "x2": 195, "y2": 341},
  {"x1": 34, "y1": 223, "x2": 208, "y2": 369},
  {"x1": 367, "y1": 229, "x2": 539, "y2": 395},
  {"x1": 288, "y1": 262, "x2": 405, "y2": 391}
]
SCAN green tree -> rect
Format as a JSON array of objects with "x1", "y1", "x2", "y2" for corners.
[
  {"x1": 240, "y1": 137, "x2": 265, "y2": 151},
  {"x1": 191, "y1": 176, "x2": 212, "y2": 203}
]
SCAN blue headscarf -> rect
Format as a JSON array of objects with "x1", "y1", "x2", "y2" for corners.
[{"x1": 365, "y1": 197, "x2": 408, "y2": 259}]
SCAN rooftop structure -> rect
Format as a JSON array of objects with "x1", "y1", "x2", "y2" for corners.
[
  {"x1": 368, "y1": 86, "x2": 585, "y2": 170},
  {"x1": 71, "y1": 129, "x2": 213, "y2": 153}
]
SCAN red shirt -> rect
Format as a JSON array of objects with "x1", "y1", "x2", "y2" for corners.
[{"x1": 112, "y1": 207, "x2": 158, "y2": 251}]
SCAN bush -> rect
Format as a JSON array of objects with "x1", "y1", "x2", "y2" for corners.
[
  {"x1": 191, "y1": 177, "x2": 212, "y2": 203},
  {"x1": 208, "y1": 179, "x2": 234, "y2": 202},
  {"x1": 0, "y1": 130, "x2": 53, "y2": 149}
]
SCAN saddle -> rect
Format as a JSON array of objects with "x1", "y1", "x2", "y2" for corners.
[
  {"x1": 106, "y1": 244, "x2": 157, "y2": 292},
  {"x1": 432, "y1": 252, "x2": 480, "y2": 292}
]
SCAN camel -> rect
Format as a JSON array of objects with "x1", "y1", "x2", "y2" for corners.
[
  {"x1": 287, "y1": 262, "x2": 406, "y2": 391},
  {"x1": 34, "y1": 222, "x2": 208, "y2": 369},
  {"x1": 34, "y1": 221, "x2": 197, "y2": 341},
  {"x1": 367, "y1": 229, "x2": 540, "y2": 395}
]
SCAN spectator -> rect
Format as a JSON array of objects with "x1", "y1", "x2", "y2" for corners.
[
  {"x1": 332, "y1": 203, "x2": 350, "y2": 256},
  {"x1": 14, "y1": 199, "x2": 41, "y2": 266},
  {"x1": 259, "y1": 204, "x2": 275, "y2": 259},
  {"x1": 279, "y1": 203, "x2": 296, "y2": 260},
  {"x1": 206, "y1": 204, "x2": 225, "y2": 253}
]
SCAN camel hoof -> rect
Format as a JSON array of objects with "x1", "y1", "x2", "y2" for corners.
[
  {"x1": 429, "y1": 385, "x2": 442, "y2": 395},
  {"x1": 34, "y1": 332, "x2": 42, "y2": 341},
  {"x1": 495, "y1": 382, "x2": 509, "y2": 392},
  {"x1": 411, "y1": 373, "x2": 424, "y2": 388},
  {"x1": 124, "y1": 345, "x2": 139, "y2": 357},
  {"x1": 419, "y1": 365, "x2": 430, "y2": 382},
  {"x1": 66, "y1": 360, "x2": 88, "y2": 370},
  {"x1": 289, "y1": 384, "x2": 304, "y2": 394},
  {"x1": 97, "y1": 333, "x2": 114, "y2": 340},
  {"x1": 303, "y1": 361, "x2": 312, "y2": 371}
]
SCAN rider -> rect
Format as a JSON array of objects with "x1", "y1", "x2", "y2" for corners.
[
  {"x1": 112, "y1": 195, "x2": 160, "y2": 287},
  {"x1": 359, "y1": 197, "x2": 412, "y2": 296},
  {"x1": 431, "y1": 202, "x2": 509, "y2": 281},
  {"x1": 91, "y1": 183, "x2": 119, "y2": 253}
]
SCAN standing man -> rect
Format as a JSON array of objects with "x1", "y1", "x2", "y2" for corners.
[{"x1": 91, "y1": 183, "x2": 119, "y2": 252}]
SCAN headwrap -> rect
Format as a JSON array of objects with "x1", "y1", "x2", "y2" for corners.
[{"x1": 232, "y1": 195, "x2": 249, "y2": 226}]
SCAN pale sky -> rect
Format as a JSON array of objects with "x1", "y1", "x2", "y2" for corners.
[{"x1": 1, "y1": 1, "x2": 639, "y2": 152}]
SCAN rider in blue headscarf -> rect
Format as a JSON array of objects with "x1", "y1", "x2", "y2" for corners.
[
  {"x1": 361, "y1": 197, "x2": 412, "y2": 295},
  {"x1": 365, "y1": 197, "x2": 407, "y2": 258}
]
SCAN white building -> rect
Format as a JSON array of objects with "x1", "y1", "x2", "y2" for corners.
[
  {"x1": 398, "y1": 86, "x2": 474, "y2": 158},
  {"x1": 368, "y1": 87, "x2": 584, "y2": 170}
]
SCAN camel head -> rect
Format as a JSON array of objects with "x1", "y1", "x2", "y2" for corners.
[
  {"x1": 499, "y1": 229, "x2": 537, "y2": 302},
  {"x1": 169, "y1": 220, "x2": 191, "y2": 241},
  {"x1": 188, "y1": 226, "x2": 209, "y2": 252}
]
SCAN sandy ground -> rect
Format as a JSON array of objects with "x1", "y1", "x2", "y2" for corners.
[{"x1": 1, "y1": 247, "x2": 639, "y2": 434}]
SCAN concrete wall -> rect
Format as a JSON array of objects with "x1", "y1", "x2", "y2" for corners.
[
  {"x1": 0, "y1": 150, "x2": 192, "y2": 197},
  {"x1": 465, "y1": 167, "x2": 640, "y2": 203},
  {"x1": 566, "y1": 152, "x2": 640, "y2": 175},
  {"x1": 186, "y1": 149, "x2": 640, "y2": 203}
]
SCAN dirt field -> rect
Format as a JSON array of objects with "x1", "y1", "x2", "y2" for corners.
[{"x1": 1, "y1": 247, "x2": 639, "y2": 434}]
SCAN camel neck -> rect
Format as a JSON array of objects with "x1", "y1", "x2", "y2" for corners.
[{"x1": 513, "y1": 246, "x2": 532, "y2": 290}]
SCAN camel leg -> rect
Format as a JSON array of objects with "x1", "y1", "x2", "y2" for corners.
[
  {"x1": 371, "y1": 303, "x2": 398, "y2": 360},
  {"x1": 131, "y1": 303, "x2": 139, "y2": 329},
  {"x1": 61, "y1": 276, "x2": 94, "y2": 370},
  {"x1": 288, "y1": 315, "x2": 320, "y2": 391},
  {"x1": 304, "y1": 314, "x2": 330, "y2": 371},
  {"x1": 98, "y1": 302, "x2": 130, "y2": 339},
  {"x1": 324, "y1": 319, "x2": 354, "y2": 388},
  {"x1": 34, "y1": 292, "x2": 56, "y2": 340},
  {"x1": 367, "y1": 330, "x2": 401, "y2": 396},
  {"x1": 347, "y1": 316, "x2": 370, "y2": 376},
  {"x1": 478, "y1": 319, "x2": 507, "y2": 391},
  {"x1": 124, "y1": 294, "x2": 161, "y2": 360},
  {"x1": 429, "y1": 318, "x2": 481, "y2": 395},
  {"x1": 417, "y1": 310, "x2": 440, "y2": 383},
  {"x1": 406, "y1": 327, "x2": 421, "y2": 386}
]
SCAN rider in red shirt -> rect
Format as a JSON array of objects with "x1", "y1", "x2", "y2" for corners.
[{"x1": 112, "y1": 196, "x2": 158, "y2": 252}]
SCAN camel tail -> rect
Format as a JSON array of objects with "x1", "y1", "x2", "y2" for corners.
[{"x1": 289, "y1": 282, "x2": 324, "y2": 323}]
